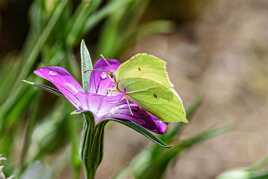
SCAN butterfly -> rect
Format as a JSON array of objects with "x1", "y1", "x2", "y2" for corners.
[{"x1": 112, "y1": 53, "x2": 187, "y2": 123}]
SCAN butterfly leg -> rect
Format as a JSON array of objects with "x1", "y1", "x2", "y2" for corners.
[{"x1": 125, "y1": 98, "x2": 134, "y2": 116}]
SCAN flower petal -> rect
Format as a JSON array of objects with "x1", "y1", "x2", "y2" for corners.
[
  {"x1": 89, "y1": 58, "x2": 120, "y2": 95},
  {"x1": 34, "y1": 66, "x2": 87, "y2": 110},
  {"x1": 109, "y1": 102, "x2": 168, "y2": 134},
  {"x1": 85, "y1": 92, "x2": 124, "y2": 121}
]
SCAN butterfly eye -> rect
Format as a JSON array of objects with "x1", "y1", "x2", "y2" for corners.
[
  {"x1": 138, "y1": 67, "x2": 141, "y2": 71},
  {"x1": 153, "y1": 94, "x2": 158, "y2": 98}
]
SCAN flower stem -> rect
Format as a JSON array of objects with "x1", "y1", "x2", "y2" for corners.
[{"x1": 81, "y1": 112, "x2": 106, "y2": 179}]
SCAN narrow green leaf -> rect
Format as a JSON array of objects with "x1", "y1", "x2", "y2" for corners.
[
  {"x1": 84, "y1": 0, "x2": 131, "y2": 34},
  {"x1": 114, "y1": 97, "x2": 203, "y2": 179},
  {"x1": 66, "y1": 0, "x2": 103, "y2": 46},
  {"x1": 113, "y1": 120, "x2": 170, "y2": 148},
  {"x1": 22, "y1": 80, "x2": 62, "y2": 96},
  {"x1": 0, "y1": 0, "x2": 68, "y2": 123},
  {"x1": 132, "y1": 126, "x2": 230, "y2": 179},
  {"x1": 17, "y1": 0, "x2": 68, "y2": 87},
  {"x1": 80, "y1": 40, "x2": 93, "y2": 91},
  {"x1": 19, "y1": 95, "x2": 41, "y2": 174},
  {"x1": 252, "y1": 171, "x2": 268, "y2": 179},
  {"x1": 170, "y1": 126, "x2": 230, "y2": 155}
]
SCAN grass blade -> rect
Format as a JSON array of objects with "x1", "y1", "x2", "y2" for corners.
[{"x1": 0, "y1": 0, "x2": 68, "y2": 123}]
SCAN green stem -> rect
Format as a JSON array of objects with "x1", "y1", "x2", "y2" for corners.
[
  {"x1": 19, "y1": 94, "x2": 41, "y2": 173},
  {"x1": 81, "y1": 113, "x2": 106, "y2": 179}
]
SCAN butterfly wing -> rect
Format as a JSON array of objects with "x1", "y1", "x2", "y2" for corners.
[
  {"x1": 115, "y1": 53, "x2": 173, "y2": 88},
  {"x1": 118, "y1": 78, "x2": 187, "y2": 123},
  {"x1": 116, "y1": 53, "x2": 186, "y2": 122}
]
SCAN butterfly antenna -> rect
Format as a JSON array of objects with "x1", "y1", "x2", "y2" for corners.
[
  {"x1": 84, "y1": 69, "x2": 109, "y2": 73},
  {"x1": 126, "y1": 98, "x2": 134, "y2": 116},
  {"x1": 100, "y1": 54, "x2": 112, "y2": 67}
]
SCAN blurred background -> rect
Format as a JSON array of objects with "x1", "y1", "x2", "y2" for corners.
[{"x1": 1, "y1": 0, "x2": 268, "y2": 178}]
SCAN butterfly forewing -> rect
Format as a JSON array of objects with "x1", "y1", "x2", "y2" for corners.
[{"x1": 115, "y1": 53, "x2": 173, "y2": 88}]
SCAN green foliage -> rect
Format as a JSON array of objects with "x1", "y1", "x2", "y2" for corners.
[
  {"x1": 217, "y1": 154, "x2": 268, "y2": 179},
  {"x1": 97, "y1": 0, "x2": 174, "y2": 57},
  {"x1": 115, "y1": 98, "x2": 229, "y2": 179}
]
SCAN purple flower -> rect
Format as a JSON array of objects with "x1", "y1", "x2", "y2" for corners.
[{"x1": 34, "y1": 59, "x2": 167, "y2": 134}]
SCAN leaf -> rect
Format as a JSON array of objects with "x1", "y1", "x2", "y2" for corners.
[
  {"x1": 114, "y1": 96, "x2": 203, "y2": 179},
  {"x1": 132, "y1": 126, "x2": 230, "y2": 179},
  {"x1": 22, "y1": 80, "x2": 62, "y2": 96},
  {"x1": 66, "y1": 0, "x2": 102, "y2": 46},
  {"x1": 0, "y1": 0, "x2": 68, "y2": 123},
  {"x1": 80, "y1": 40, "x2": 93, "y2": 91},
  {"x1": 113, "y1": 120, "x2": 170, "y2": 148},
  {"x1": 84, "y1": 0, "x2": 131, "y2": 34},
  {"x1": 97, "y1": 0, "x2": 149, "y2": 57},
  {"x1": 21, "y1": 161, "x2": 53, "y2": 179},
  {"x1": 252, "y1": 171, "x2": 268, "y2": 179},
  {"x1": 167, "y1": 126, "x2": 230, "y2": 158}
]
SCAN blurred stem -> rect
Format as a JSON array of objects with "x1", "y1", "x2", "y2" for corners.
[
  {"x1": 19, "y1": 93, "x2": 41, "y2": 174},
  {"x1": 67, "y1": 115, "x2": 81, "y2": 179},
  {"x1": 81, "y1": 113, "x2": 106, "y2": 179}
]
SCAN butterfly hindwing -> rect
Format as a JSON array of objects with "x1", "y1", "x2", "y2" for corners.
[{"x1": 118, "y1": 78, "x2": 187, "y2": 122}]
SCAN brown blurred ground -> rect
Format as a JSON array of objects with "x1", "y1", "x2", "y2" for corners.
[{"x1": 96, "y1": 0, "x2": 268, "y2": 178}]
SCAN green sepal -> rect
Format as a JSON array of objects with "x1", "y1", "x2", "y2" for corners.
[
  {"x1": 80, "y1": 112, "x2": 106, "y2": 179},
  {"x1": 80, "y1": 40, "x2": 93, "y2": 91}
]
